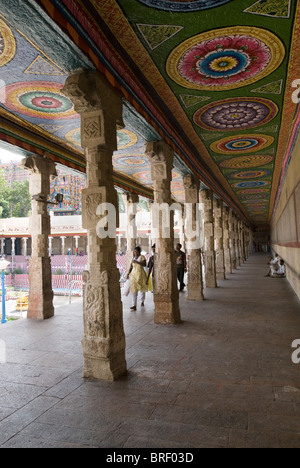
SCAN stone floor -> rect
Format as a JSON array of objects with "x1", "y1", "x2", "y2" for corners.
[{"x1": 0, "y1": 253, "x2": 300, "y2": 448}]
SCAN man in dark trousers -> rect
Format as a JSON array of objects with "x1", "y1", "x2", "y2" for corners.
[{"x1": 175, "y1": 243, "x2": 187, "y2": 292}]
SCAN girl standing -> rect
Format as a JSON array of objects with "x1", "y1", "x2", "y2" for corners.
[{"x1": 127, "y1": 246, "x2": 148, "y2": 310}]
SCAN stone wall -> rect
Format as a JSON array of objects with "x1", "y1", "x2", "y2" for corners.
[{"x1": 271, "y1": 134, "x2": 300, "y2": 299}]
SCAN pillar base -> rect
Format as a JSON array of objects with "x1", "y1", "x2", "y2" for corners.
[
  {"x1": 154, "y1": 295, "x2": 181, "y2": 324},
  {"x1": 187, "y1": 284, "x2": 204, "y2": 301},
  {"x1": 27, "y1": 257, "x2": 54, "y2": 320},
  {"x1": 82, "y1": 338, "x2": 127, "y2": 381}
]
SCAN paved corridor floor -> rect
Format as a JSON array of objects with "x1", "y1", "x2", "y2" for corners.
[{"x1": 0, "y1": 253, "x2": 300, "y2": 448}]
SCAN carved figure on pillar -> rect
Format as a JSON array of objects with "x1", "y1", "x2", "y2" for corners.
[
  {"x1": 22, "y1": 155, "x2": 56, "y2": 320},
  {"x1": 183, "y1": 174, "x2": 204, "y2": 301},
  {"x1": 200, "y1": 189, "x2": 217, "y2": 288},
  {"x1": 145, "y1": 140, "x2": 180, "y2": 324},
  {"x1": 62, "y1": 69, "x2": 126, "y2": 381}
]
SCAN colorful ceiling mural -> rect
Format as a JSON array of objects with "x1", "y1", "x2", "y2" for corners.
[{"x1": 0, "y1": 0, "x2": 300, "y2": 227}]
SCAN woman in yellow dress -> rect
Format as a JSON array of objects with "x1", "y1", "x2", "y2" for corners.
[{"x1": 127, "y1": 246, "x2": 148, "y2": 310}]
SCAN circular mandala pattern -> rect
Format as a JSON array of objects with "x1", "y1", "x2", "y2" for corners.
[
  {"x1": 137, "y1": 0, "x2": 233, "y2": 12},
  {"x1": 194, "y1": 97, "x2": 278, "y2": 131},
  {"x1": 232, "y1": 180, "x2": 271, "y2": 189},
  {"x1": 117, "y1": 129, "x2": 138, "y2": 150},
  {"x1": 0, "y1": 18, "x2": 16, "y2": 67},
  {"x1": 211, "y1": 134, "x2": 274, "y2": 154},
  {"x1": 132, "y1": 170, "x2": 153, "y2": 185},
  {"x1": 113, "y1": 155, "x2": 149, "y2": 169},
  {"x1": 166, "y1": 26, "x2": 285, "y2": 90},
  {"x1": 65, "y1": 128, "x2": 81, "y2": 148},
  {"x1": 219, "y1": 155, "x2": 273, "y2": 169},
  {"x1": 4, "y1": 81, "x2": 77, "y2": 120},
  {"x1": 230, "y1": 169, "x2": 271, "y2": 179}
]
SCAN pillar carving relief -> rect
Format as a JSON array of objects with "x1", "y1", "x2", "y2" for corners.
[
  {"x1": 223, "y1": 207, "x2": 232, "y2": 275},
  {"x1": 62, "y1": 69, "x2": 126, "y2": 381},
  {"x1": 229, "y1": 211, "x2": 237, "y2": 270},
  {"x1": 213, "y1": 198, "x2": 225, "y2": 280},
  {"x1": 145, "y1": 140, "x2": 180, "y2": 324},
  {"x1": 22, "y1": 155, "x2": 56, "y2": 320},
  {"x1": 183, "y1": 174, "x2": 204, "y2": 301},
  {"x1": 200, "y1": 189, "x2": 217, "y2": 288}
]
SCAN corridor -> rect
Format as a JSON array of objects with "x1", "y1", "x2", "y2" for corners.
[{"x1": 0, "y1": 253, "x2": 300, "y2": 448}]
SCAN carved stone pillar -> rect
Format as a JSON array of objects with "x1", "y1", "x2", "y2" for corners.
[
  {"x1": 229, "y1": 211, "x2": 237, "y2": 270},
  {"x1": 213, "y1": 198, "x2": 225, "y2": 280},
  {"x1": 145, "y1": 140, "x2": 180, "y2": 324},
  {"x1": 200, "y1": 189, "x2": 217, "y2": 288},
  {"x1": 22, "y1": 155, "x2": 56, "y2": 320},
  {"x1": 0, "y1": 238, "x2": 5, "y2": 256},
  {"x1": 235, "y1": 217, "x2": 242, "y2": 266},
  {"x1": 223, "y1": 207, "x2": 232, "y2": 275},
  {"x1": 122, "y1": 193, "x2": 139, "y2": 273},
  {"x1": 22, "y1": 237, "x2": 28, "y2": 257},
  {"x1": 183, "y1": 174, "x2": 204, "y2": 301},
  {"x1": 62, "y1": 69, "x2": 126, "y2": 381},
  {"x1": 60, "y1": 236, "x2": 66, "y2": 255},
  {"x1": 49, "y1": 236, "x2": 53, "y2": 256}
]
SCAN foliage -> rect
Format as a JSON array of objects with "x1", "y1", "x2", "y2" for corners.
[{"x1": 0, "y1": 170, "x2": 31, "y2": 218}]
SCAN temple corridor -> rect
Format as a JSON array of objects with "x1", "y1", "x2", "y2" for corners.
[{"x1": 0, "y1": 253, "x2": 299, "y2": 448}]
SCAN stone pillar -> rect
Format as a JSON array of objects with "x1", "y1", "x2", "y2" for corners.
[
  {"x1": 200, "y1": 189, "x2": 217, "y2": 288},
  {"x1": 223, "y1": 207, "x2": 232, "y2": 275},
  {"x1": 213, "y1": 198, "x2": 225, "y2": 280},
  {"x1": 49, "y1": 236, "x2": 53, "y2": 256},
  {"x1": 62, "y1": 69, "x2": 126, "y2": 381},
  {"x1": 22, "y1": 237, "x2": 28, "y2": 257},
  {"x1": 235, "y1": 217, "x2": 242, "y2": 266},
  {"x1": 60, "y1": 236, "x2": 66, "y2": 255},
  {"x1": 11, "y1": 237, "x2": 16, "y2": 255},
  {"x1": 229, "y1": 211, "x2": 237, "y2": 270},
  {"x1": 74, "y1": 235, "x2": 80, "y2": 252},
  {"x1": 0, "y1": 238, "x2": 5, "y2": 256},
  {"x1": 123, "y1": 193, "x2": 139, "y2": 273},
  {"x1": 183, "y1": 174, "x2": 204, "y2": 301},
  {"x1": 179, "y1": 209, "x2": 186, "y2": 251},
  {"x1": 146, "y1": 140, "x2": 180, "y2": 324},
  {"x1": 22, "y1": 155, "x2": 56, "y2": 320}
]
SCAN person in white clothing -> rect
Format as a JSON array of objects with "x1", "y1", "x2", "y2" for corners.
[
  {"x1": 265, "y1": 259, "x2": 286, "y2": 278},
  {"x1": 265, "y1": 253, "x2": 280, "y2": 277}
]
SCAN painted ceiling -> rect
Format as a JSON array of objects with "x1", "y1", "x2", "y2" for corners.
[{"x1": 0, "y1": 0, "x2": 300, "y2": 228}]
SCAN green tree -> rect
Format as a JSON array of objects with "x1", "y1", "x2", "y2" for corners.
[
  {"x1": 0, "y1": 170, "x2": 31, "y2": 218},
  {"x1": 0, "y1": 170, "x2": 10, "y2": 218}
]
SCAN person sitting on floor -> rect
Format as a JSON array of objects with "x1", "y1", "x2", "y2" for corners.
[{"x1": 265, "y1": 259, "x2": 286, "y2": 278}]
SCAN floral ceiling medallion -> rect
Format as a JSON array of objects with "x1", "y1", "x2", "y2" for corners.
[
  {"x1": 137, "y1": 0, "x2": 233, "y2": 12},
  {"x1": 166, "y1": 26, "x2": 285, "y2": 90}
]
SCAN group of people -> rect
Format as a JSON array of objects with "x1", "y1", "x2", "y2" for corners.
[
  {"x1": 126, "y1": 243, "x2": 187, "y2": 311},
  {"x1": 265, "y1": 253, "x2": 286, "y2": 278}
]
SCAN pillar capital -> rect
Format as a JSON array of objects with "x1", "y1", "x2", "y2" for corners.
[
  {"x1": 145, "y1": 140, "x2": 174, "y2": 184},
  {"x1": 62, "y1": 69, "x2": 124, "y2": 151},
  {"x1": 183, "y1": 174, "x2": 200, "y2": 201}
]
